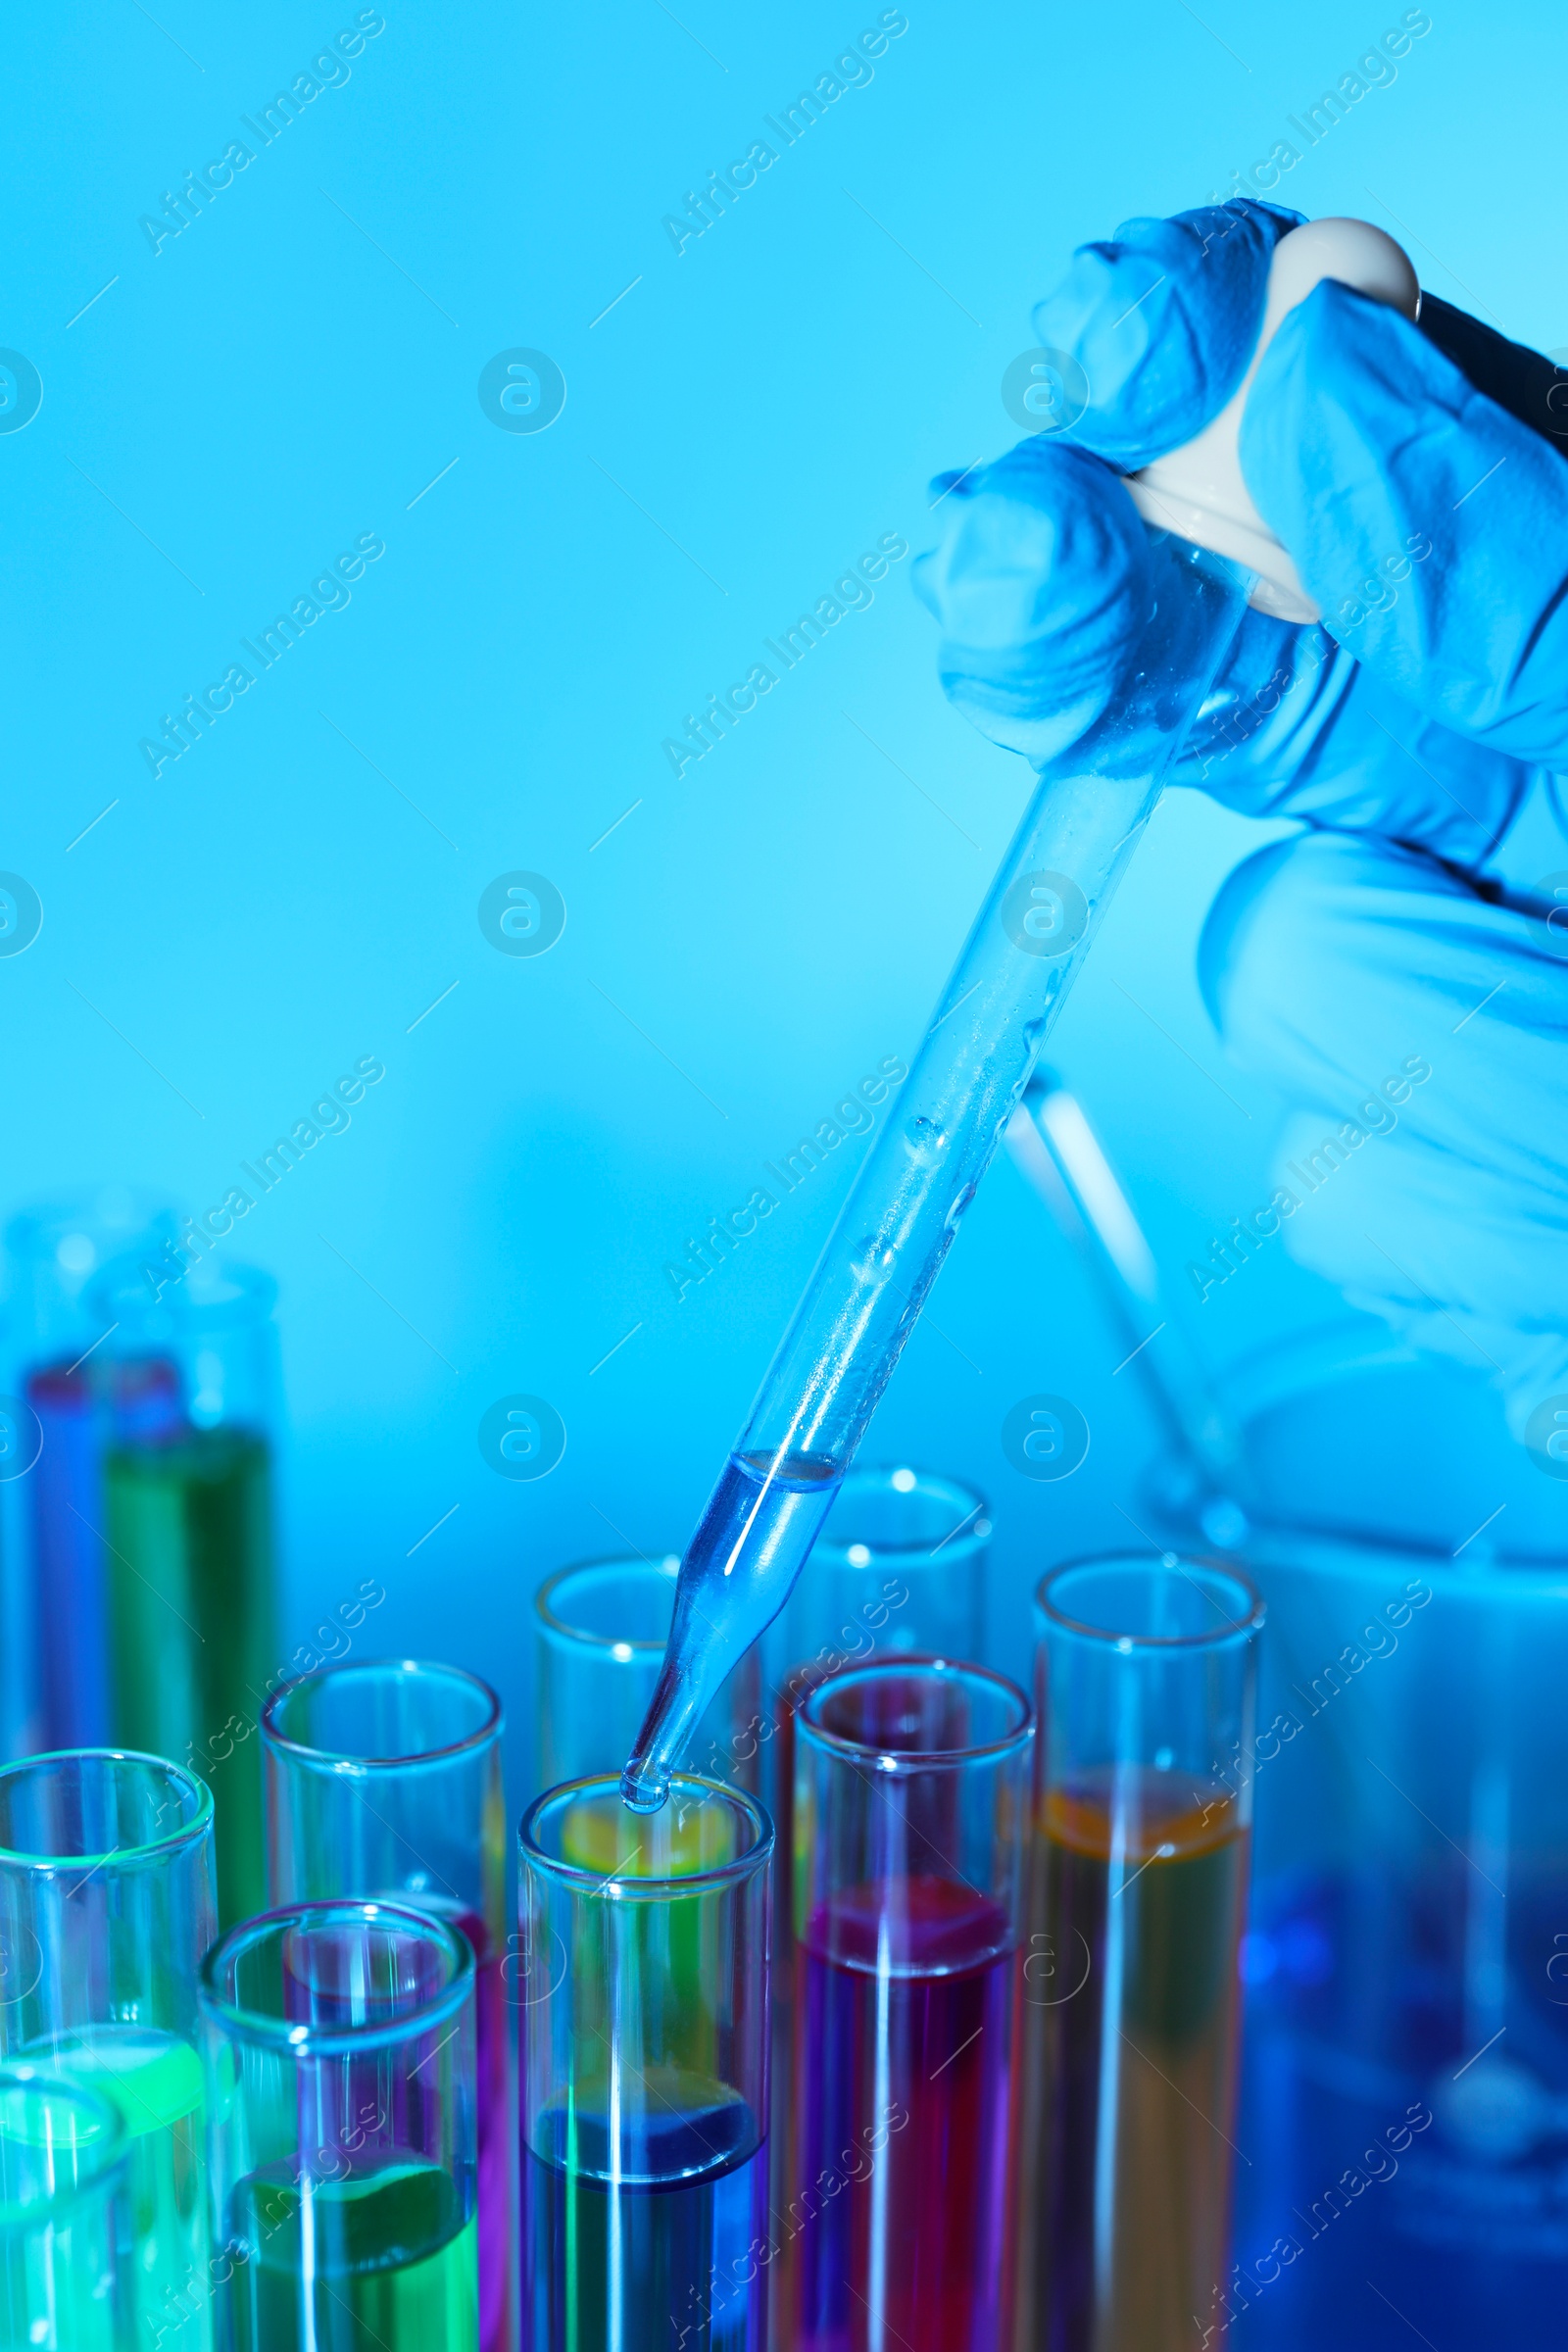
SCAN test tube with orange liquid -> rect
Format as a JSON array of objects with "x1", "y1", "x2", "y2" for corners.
[{"x1": 1018, "y1": 1554, "x2": 1263, "y2": 2351}]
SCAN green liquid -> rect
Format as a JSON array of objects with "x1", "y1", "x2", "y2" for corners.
[
  {"x1": 0, "y1": 2077, "x2": 121, "y2": 2349},
  {"x1": 222, "y1": 2162, "x2": 478, "y2": 2351},
  {"x1": 104, "y1": 1425, "x2": 275, "y2": 1926},
  {"x1": 49, "y1": 2027, "x2": 209, "y2": 2350}
]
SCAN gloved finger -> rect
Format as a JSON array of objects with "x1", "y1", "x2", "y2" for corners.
[
  {"x1": 1174, "y1": 610, "x2": 1535, "y2": 870},
  {"x1": 1199, "y1": 826, "x2": 1568, "y2": 1428},
  {"x1": 1027, "y1": 200, "x2": 1301, "y2": 469},
  {"x1": 1241, "y1": 281, "x2": 1568, "y2": 766},
  {"x1": 911, "y1": 438, "x2": 1152, "y2": 762}
]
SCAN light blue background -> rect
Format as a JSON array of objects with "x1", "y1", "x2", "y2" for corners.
[{"x1": 3, "y1": 0, "x2": 1560, "y2": 1803}]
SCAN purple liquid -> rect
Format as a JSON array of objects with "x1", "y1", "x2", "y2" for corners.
[
  {"x1": 792, "y1": 1875, "x2": 1019, "y2": 2352},
  {"x1": 432, "y1": 1905, "x2": 510, "y2": 2352}
]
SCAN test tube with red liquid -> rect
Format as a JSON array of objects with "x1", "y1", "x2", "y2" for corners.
[{"x1": 789, "y1": 1656, "x2": 1032, "y2": 2352}]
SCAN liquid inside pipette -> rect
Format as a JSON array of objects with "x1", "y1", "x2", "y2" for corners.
[{"x1": 619, "y1": 1448, "x2": 841, "y2": 1813}]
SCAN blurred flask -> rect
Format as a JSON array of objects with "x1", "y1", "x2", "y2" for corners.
[
  {"x1": 1006, "y1": 1071, "x2": 1251, "y2": 1545},
  {"x1": 90, "y1": 1253, "x2": 280, "y2": 1928},
  {"x1": 1148, "y1": 1321, "x2": 1568, "y2": 2351},
  {"x1": 2, "y1": 1190, "x2": 181, "y2": 1756}
]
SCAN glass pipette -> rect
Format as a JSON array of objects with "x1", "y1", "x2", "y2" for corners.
[
  {"x1": 620, "y1": 531, "x2": 1253, "y2": 1810},
  {"x1": 621, "y1": 213, "x2": 1419, "y2": 1814}
]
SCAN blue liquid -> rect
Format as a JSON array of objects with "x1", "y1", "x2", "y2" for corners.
[
  {"x1": 524, "y1": 2084, "x2": 766, "y2": 2351},
  {"x1": 621, "y1": 1449, "x2": 842, "y2": 1812}
]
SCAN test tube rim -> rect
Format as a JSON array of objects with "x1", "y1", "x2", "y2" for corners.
[
  {"x1": 0, "y1": 1747, "x2": 214, "y2": 1873},
  {"x1": 89, "y1": 1250, "x2": 277, "y2": 1335},
  {"x1": 260, "y1": 1656, "x2": 504, "y2": 1771},
  {"x1": 811, "y1": 1465, "x2": 993, "y2": 1573},
  {"x1": 520, "y1": 1773, "x2": 773, "y2": 1901},
  {"x1": 1036, "y1": 1549, "x2": 1265, "y2": 1650},
  {"x1": 3, "y1": 1187, "x2": 177, "y2": 1261},
  {"x1": 533, "y1": 1555, "x2": 681, "y2": 1656},
  {"x1": 799, "y1": 1654, "x2": 1034, "y2": 1772},
  {"x1": 198, "y1": 1897, "x2": 474, "y2": 2056},
  {"x1": 0, "y1": 2062, "x2": 129, "y2": 2236}
]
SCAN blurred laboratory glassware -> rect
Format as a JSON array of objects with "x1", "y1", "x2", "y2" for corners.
[
  {"x1": 1148, "y1": 1320, "x2": 1568, "y2": 2350},
  {"x1": 1006, "y1": 1071, "x2": 1251, "y2": 1543},
  {"x1": 2, "y1": 1190, "x2": 180, "y2": 1757}
]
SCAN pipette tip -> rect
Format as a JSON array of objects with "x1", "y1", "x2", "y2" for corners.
[{"x1": 618, "y1": 1760, "x2": 669, "y2": 1815}]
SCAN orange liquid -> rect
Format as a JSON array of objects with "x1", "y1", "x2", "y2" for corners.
[{"x1": 1015, "y1": 1772, "x2": 1249, "y2": 2352}]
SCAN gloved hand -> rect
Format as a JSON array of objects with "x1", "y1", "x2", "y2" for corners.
[{"x1": 914, "y1": 201, "x2": 1568, "y2": 1433}]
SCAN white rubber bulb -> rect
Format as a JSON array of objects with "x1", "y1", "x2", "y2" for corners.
[{"x1": 1125, "y1": 217, "x2": 1420, "y2": 622}]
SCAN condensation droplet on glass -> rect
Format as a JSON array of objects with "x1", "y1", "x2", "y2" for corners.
[
  {"x1": 944, "y1": 1183, "x2": 978, "y2": 1232},
  {"x1": 852, "y1": 1236, "x2": 896, "y2": 1285}
]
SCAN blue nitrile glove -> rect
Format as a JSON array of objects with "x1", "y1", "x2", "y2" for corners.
[{"x1": 915, "y1": 201, "x2": 1568, "y2": 1430}]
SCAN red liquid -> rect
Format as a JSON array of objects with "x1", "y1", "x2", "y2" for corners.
[{"x1": 792, "y1": 1875, "x2": 1019, "y2": 2352}]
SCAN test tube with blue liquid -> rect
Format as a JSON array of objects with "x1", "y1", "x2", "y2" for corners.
[
  {"x1": 3, "y1": 1191, "x2": 181, "y2": 1755},
  {"x1": 518, "y1": 1774, "x2": 771, "y2": 2351}
]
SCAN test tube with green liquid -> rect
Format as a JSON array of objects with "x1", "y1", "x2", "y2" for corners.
[
  {"x1": 0, "y1": 1749, "x2": 219, "y2": 2350},
  {"x1": 0, "y1": 2063, "x2": 129, "y2": 2348},
  {"x1": 90, "y1": 1258, "x2": 280, "y2": 1927}
]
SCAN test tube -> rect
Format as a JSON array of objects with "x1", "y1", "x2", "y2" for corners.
[
  {"x1": 89, "y1": 1256, "x2": 280, "y2": 1928},
  {"x1": 790, "y1": 1657, "x2": 1032, "y2": 2352},
  {"x1": 199, "y1": 1898, "x2": 477, "y2": 2349},
  {"x1": 2, "y1": 1191, "x2": 181, "y2": 1754},
  {"x1": 0, "y1": 2063, "x2": 128, "y2": 2349},
  {"x1": 261, "y1": 1660, "x2": 509, "y2": 2352},
  {"x1": 535, "y1": 1556, "x2": 760, "y2": 1793},
  {"x1": 760, "y1": 1464, "x2": 992, "y2": 2260},
  {"x1": 0, "y1": 1748, "x2": 218, "y2": 2351},
  {"x1": 766, "y1": 1465, "x2": 990, "y2": 1860},
  {"x1": 519, "y1": 1774, "x2": 771, "y2": 2351},
  {"x1": 1020, "y1": 1554, "x2": 1263, "y2": 2351}
]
